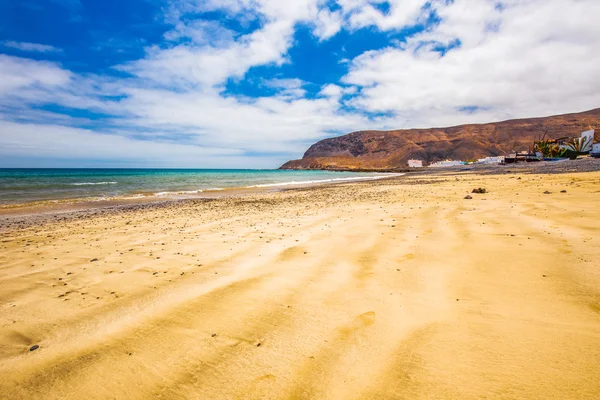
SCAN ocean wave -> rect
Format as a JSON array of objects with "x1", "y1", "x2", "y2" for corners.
[
  {"x1": 69, "y1": 182, "x2": 118, "y2": 186},
  {"x1": 248, "y1": 173, "x2": 404, "y2": 188},
  {"x1": 154, "y1": 189, "x2": 203, "y2": 196},
  {"x1": 153, "y1": 187, "x2": 225, "y2": 196}
]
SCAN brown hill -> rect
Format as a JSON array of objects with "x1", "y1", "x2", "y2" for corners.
[{"x1": 280, "y1": 108, "x2": 600, "y2": 170}]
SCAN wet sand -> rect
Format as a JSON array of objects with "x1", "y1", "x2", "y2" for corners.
[{"x1": 1, "y1": 171, "x2": 599, "y2": 399}]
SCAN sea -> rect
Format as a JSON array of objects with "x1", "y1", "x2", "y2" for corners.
[{"x1": 0, "y1": 169, "x2": 401, "y2": 205}]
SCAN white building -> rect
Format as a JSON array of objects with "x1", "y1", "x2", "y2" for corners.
[
  {"x1": 475, "y1": 156, "x2": 505, "y2": 165},
  {"x1": 408, "y1": 159, "x2": 423, "y2": 168},
  {"x1": 429, "y1": 160, "x2": 463, "y2": 168}
]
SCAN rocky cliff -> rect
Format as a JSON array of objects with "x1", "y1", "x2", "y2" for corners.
[{"x1": 280, "y1": 108, "x2": 600, "y2": 170}]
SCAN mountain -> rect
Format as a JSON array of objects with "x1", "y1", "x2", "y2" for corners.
[{"x1": 280, "y1": 108, "x2": 600, "y2": 170}]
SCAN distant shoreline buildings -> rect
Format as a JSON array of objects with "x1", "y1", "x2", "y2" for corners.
[
  {"x1": 428, "y1": 160, "x2": 464, "y2": 168},
  {"x1": 407, "y1": 129, "x2": 597, "y2": 168}
]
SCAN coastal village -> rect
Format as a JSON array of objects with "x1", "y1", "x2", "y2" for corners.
[{"x1": 408, "y1": 129, "x2": 599, "y2": 168}]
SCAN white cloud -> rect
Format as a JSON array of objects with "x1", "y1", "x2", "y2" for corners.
[
  {"x1": 2, "y1": 41, "x2": 63, "y2": 53},
  {"x1": 319, "y1": 83, "x2": 357, "y2": 99},
  {"x1": 1, "y1": 0, "x2": 599, "y2": 167},
  {"x1": 0, "y1": 55, "x2": 70, "y2": 94},
  {"x1": 163, "y1": 20, "x2": 236, "y2": 46},
  {"x1": 264, "y1": 78, "x2": 307, "y2": 99},
  {"x1": 119, "y1": 18, "x2": 296, "y2": 89},
  {"x1": 109, "y1": 86, "x2": 369, "y2": 153},
  {"x1": 343, "y1": 0, "x2": 600, "y2": 127},
  {"x1": 339, "y1": 0, "x2": 428, "y2": 31},
  {"x1": 0, "y1": 119, "x2": 259, "y2": 168},
  {"x1": 313, "y1": 8, "x2": 343, "y2": 41}
]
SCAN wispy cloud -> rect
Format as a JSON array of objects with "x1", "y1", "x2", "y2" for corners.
[
  {"x1": 0, "y1": 55, "x2": 70, "y2": 95},
  {"x1": 2, "y1": 41, "x2": 63, "y2": 53}
]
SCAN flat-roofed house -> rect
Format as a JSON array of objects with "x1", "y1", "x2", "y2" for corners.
[
  {"x1": 429, "y1": 160, "x2": 463, "y2": 168},
  {"x1": 592, "y1": 142, "x2": 600, "y2": 158},
  {"x1": 408, "y1": 159, "x2": 423, "y2": 168},
  {"x1": 476, "y1": 156, "x2": 505, "y2": 165}
]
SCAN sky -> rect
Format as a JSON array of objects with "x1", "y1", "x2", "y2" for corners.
[{"x1": 0, "y1": 0, "x2": 599, "y2": 168}]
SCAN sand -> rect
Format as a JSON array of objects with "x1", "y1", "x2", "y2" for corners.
[{"x1": 1, "y1": 171, "x2": 599, "y2": 399}]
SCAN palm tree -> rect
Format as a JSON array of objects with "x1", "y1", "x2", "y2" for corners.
[
  {"x1": 565, "y1": 136, "x2": 593, "y2": 154},
  {"x1": 533, "y1": 139, "x2": 564, "y2": 158}
]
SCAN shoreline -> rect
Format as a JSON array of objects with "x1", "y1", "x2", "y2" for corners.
[
  {"x1": 0, "y1": 173, "x2": 406, "y2": 230},
  {"x1": 2, "y1": 157, "x2": 599, "y2": 225},
  {"x1": 0, "y1": 172, "x2": 405, "y2": 220}
]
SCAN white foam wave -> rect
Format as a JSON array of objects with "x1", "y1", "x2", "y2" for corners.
[
  {"x1": 154, "y1": 189, "x2": 203, "y2": 196},
  {"x1": 248, "y1": 173, "x2": 404, "y2": 188},
  {"x1": 70, "y1": 182, "x2": 118, "y2": 186},
  {"x1": 152, "y1": 187, "x2": 225, "y2": 196},
  {"x1": 145, "y1": 174, "x2": 401, "y2": 198}
]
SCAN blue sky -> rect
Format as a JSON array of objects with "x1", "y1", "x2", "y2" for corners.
[{"x1": 0, "y1": 0, "x2": 598, "y2": 168}]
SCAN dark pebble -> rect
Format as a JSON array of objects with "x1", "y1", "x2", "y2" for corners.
[{"x1": 30, "y1": 345, "x2": 39, "y2": 352}]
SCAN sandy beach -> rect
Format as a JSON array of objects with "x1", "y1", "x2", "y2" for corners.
[{"x1": 1, "y1": 170, "x2": 600, "y2": 399}]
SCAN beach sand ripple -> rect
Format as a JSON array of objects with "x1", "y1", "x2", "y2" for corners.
[{"x1": 1, "y1": 171, "x2": 599, "y2": 399}]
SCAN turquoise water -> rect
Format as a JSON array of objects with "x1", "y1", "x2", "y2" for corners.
[{"x1": 0, "y1": 169, "x2": 397, "y2": 205}]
